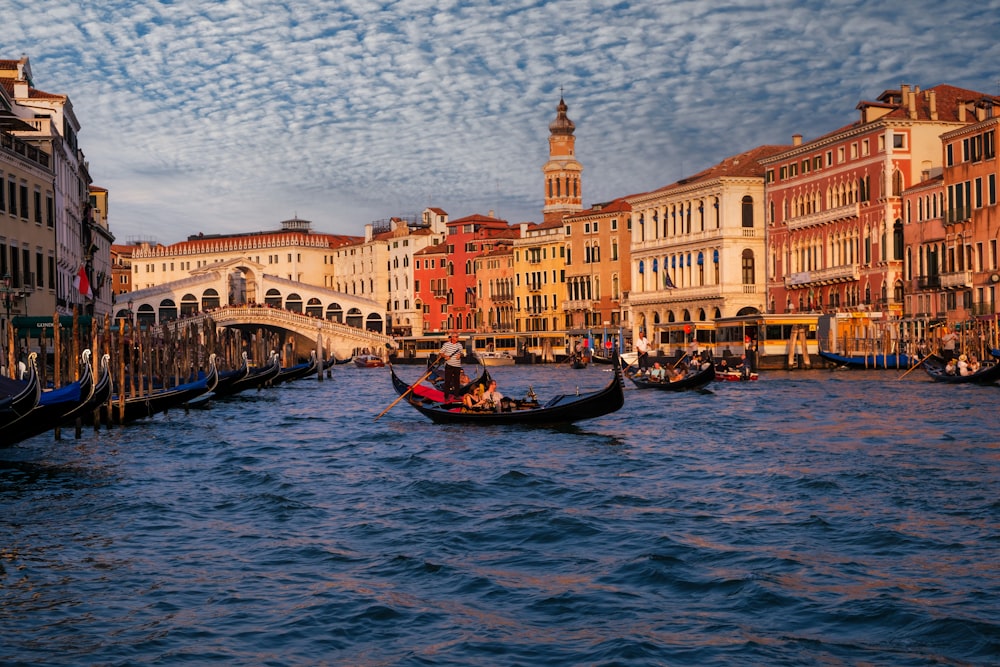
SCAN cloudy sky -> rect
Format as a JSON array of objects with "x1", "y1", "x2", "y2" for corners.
[{"x1": 6, "y1": 0, "x2": 1000, "y2": 243}]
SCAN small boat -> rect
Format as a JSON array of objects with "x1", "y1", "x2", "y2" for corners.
[
  {"x1": 0, "y1": 353, "x2": 41, "y2": 431},
  {"x1": 475, "y1": 351, "x2": 516, "y2": 366},
  {"x1": 1, "y1": 350, "x2": 96, "y2": 444},
  {"x1": 353, "y1": 354, "x2": 386, "y2": 368},
  {"x1": 62, "y1": 353, "x2": 113, "y2": 423},
  {"x1": 213, "y1": 352, "x2": 281, "y2": 397},
  {"x1": 109, "y1": 354, "x2": 218, "y2": 424},
  {"x1": 273, "y1": 352, "x2": 320, "y2": 385},
  {"x1": 626, "y1": 362, "x2": 715, "y2": 392},
  {"x1": 393, "y1": 357, "x2": 625, "y2": 426},
  {"x1": 818, "y1": 349, "x2": 916, "y2": 369},
  {"x1": 330, "y1": 355, "x2": 353, "y2": 365},
  {"x1": 212, "y1": 352, "x2": 251, "y2": 395},
  {"x1": 921, "y1": 355, "x2": 1000, "y2": 385},
  {"x1": 715, "y1": 368, "x2": 758, "y2": 382}
]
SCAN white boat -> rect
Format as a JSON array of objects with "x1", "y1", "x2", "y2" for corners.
[{"x1": 476, "y1": 351, "x2": 516, "y2": 366}]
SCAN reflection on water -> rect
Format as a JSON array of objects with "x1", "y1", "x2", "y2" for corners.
[{"x1": 1, "y1": 366, "x2": 998, "y2": 665}]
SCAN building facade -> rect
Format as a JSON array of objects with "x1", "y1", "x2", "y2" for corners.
[
  {"x1": 763, "y1": 84, "x2": 985, "y2": 320},
  {"x1": 627, "y1": 145, "x2": 787, "y2": 352}
]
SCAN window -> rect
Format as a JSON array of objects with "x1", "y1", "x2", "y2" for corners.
[{"x1": 893, "y1": 133, "x2": 906, "y2": 149}]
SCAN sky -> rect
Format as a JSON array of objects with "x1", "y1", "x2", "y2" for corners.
[{"x1": 5, "y1": 0, "x2": 1000, "y2": 244}]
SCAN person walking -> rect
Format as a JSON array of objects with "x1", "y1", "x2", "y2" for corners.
[{"x1": 437, "y1": 331, "x2": 465, "y2": 399}]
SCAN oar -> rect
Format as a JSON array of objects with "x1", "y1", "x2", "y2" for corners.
[
  {"x1": 671, "y1": 351, "x2": 689, "y2": 369},
  {"x1": 374, "y1": 361, "x2": 441, "y2": 421},
  {"x1": 896, "y1": 353, "x2": 933, "y2": 380}
]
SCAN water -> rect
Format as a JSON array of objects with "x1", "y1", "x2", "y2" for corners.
[{"x1": 1, "y1": 365, "x2": 998, "y2": 666}]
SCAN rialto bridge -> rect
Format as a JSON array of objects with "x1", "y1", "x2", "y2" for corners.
[{"x1": 113, "y1": 259, "x2": 392, "y2": 361}]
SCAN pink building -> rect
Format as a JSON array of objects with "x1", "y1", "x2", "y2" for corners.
[{"x1": 762, "y1": 84, "x2": 991, "y2": 318}]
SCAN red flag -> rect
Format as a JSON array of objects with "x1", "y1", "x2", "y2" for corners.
[{"x1": 74, "y1": 265, "x2": 93, "y2": 299}]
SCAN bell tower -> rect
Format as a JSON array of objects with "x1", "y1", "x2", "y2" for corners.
[{"x1": 542, "y1": 96, "x2": 583, "y2": 224}]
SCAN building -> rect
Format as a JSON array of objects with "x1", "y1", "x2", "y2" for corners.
[
  {"x1": 561, "y1": 197, "x2": 632, "y2": 333},
  {"x1": 0, "y1": 57, "x2": 109, "y2": 318},
  {"x1": 627, "y1": 145, "x2": 788, "y2": 354},
  {"x1": 902, "y1": 94, "x2": 1000, "y2": 330},
  {"x1": 382, "y1": 208, "x2": 448, "y2": 336},
  {"x1": 473, "y1": 242, "x2": 516, "y2": 333},
  {"x1": 762, "y1": 84, "x2": 987, "y2": 320},
  {"x1": 542, "y1": 97, "x2": 583, "y2": 225}
]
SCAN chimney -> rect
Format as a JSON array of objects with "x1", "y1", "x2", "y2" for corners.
[
  {"x1": 900, "y1": 84, "x2": 910, "y2": 103},
  {"x1": 792, "y1": 134, "x2": 802, "y2": 146},
  {"x1": 959, "y1": 103, "x2": 966, "y2": 122},
  {"x1": 928, "y1": 90, "x2": 938, "y2": 120},
  {"x1": 908, "y1": 90, "x2": 917, "y2": 120}
]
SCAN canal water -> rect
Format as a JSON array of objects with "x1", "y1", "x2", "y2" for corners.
[{"x1": 1, "y1": 364, "x2": 997, "y2": 666}]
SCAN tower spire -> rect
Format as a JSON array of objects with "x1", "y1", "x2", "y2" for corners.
[{"x1": 541, "y1": 95, "x2": 583, "y2": 224}]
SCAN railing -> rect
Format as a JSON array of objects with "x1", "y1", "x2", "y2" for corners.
[
  {"x1": 786, "y1": 202, "x2": 860, "y2": 231},
  {"x1": 939, "y1": 270, "x2": 972, "y2": 289},
  {"x1": 917, "y1": 275, "x2": 941, "y2": 290}
]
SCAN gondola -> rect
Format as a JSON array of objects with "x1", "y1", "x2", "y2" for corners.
[
  {"x1": 921, "y1": 354, "x2": 1000, "y2": 385},
  {"x1": 62, "y1": 353, "x2": 113, "y2": 424},
  {"x1": 395, "y1": 356, "x2": 625, "y2": 426},
  {"x1": 626, "y1": 361, "x2": 715, "y2": 391},
  {"x1": 213, "y1": 352, "x2": 281, "y2": 397},
  {"x1": 818, "y1": 349, "x2": 916, "y2": 369},
  {"x1": 272, "y1": 352, "x2": 319, "y2": 386},
  {"x1": 211, "y1": 352, "x2": 251, "y2": 395},
  {"x1": 389, "y1": 363, "x2": 493, "y2": 402},
  {"x1": 1, "y1": 350, "x2": 96, "y2": 444},
  {"x1": 109, "y1": 354, "x2": 218, "y2": 424},
  {"x1": 0, "y1": 353, "x2": 41, "y2": 430}
]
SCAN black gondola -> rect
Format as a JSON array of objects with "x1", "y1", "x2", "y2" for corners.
[
  {"x1": 921, "y1": 354, "x2": 1000, "y2": 385},
  {"x1": 392, "y1": 356, "x2": 625, "y2": 426},
  {"x1": 0, "y1": 353, "x2": 41, "y2": 431},
  {"x1": 626, "y1": 362, "x2": 715, "y2": 391},
  {"x1": 1, "y1": 350, "x2": 95, "y2": 444},
  {"x1": 272, "y1": 352, "x2": 319, "y2": 386},
  {"x1": 212, "y1": 352, "x2": 251, "y2": 395},
  {"x1": 213, "y1": 352, "x2": 281, "y2": 397},
  {"x1": 109, "y1": 354, "x2": 218, "y2": 424},
  {"x1": 63, "y1": 353, "x2": 113, "y2": 424}
]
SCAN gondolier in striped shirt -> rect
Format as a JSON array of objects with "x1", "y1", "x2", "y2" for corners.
[{"x1": 437, "y1": 331, "x2": 465, "y2": 400}]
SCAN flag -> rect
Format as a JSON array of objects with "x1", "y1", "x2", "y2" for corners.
[
  {"x1": 74, "y1": 265, "x2": 93, "y2": 299},
  {"x1": 664, "y1": 272, "x2": 676, "y2": 289}
]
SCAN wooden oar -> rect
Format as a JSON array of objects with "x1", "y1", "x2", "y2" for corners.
[
  {"x1": 897, "y1": 353, "x2": 933, "y2": 380},
  {"x1": 373, "y1": 361, "x2": 440, "y2": 421},
  {"x1": 671, "y1": 351, "x2": 689, "y2": 369}
]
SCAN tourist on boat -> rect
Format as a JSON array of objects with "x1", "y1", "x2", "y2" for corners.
[
  {"x1": 735, "y1": 354, "x2": 751, "y2": 379},
  {"x1": 945, "y1": 358, "x2": 958, "y2": 375},
  {"x1": 437, "y1": 331, "x2": 465, "y2": 399},
  {"x1": 716, "y1": 358, "x2": 730, "y2": 373},
  {"x1": 463, "y1": 383, "x2": 484, "y2": 409},
  {"x1": 473, "y1": 380, "x2": 504, "y2": 410},
  {"x1": 957, "y1": 354, "x2": 970, "y2": 375},
  {"x1": 648, "y1": 362, "x2": 666, "y2": 381},
  {"x1": 967, "y1": 355, "x2": 981, "y2": 374}
]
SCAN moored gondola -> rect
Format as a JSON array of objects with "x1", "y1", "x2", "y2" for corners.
[
  {"x1": 818, "y1": 349, "x2": 917, "y2": 369},
  {"x1": 626, "y1": 361, "x2": 715, "y2": 391},
  {"x1": 272, "y1": 351, "x2": 319, "y2": 386},
  {"x1": 109, "y1": 354, "x2": 218, "y2": 424},
  {"x1": 213, "y1": 352, "x2": 281, "y2": 397},
  {"x1": 394, "y1": 356, "x2": 625, "y2": 426},
  {"x1": 212, "y1": 352, "x2": 251, "y2": 395},
  {"x1": 1, "y1": 350, "x2": 96, "y2": 444},
  {"x1": 0, "y1": 353, "x2": 41, "y2": 431}
]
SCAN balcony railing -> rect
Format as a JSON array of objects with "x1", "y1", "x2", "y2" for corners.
[
  {"x1": 916, "y1": 275, "x2": 941, "y2": 290},
  {"x1": 786, "y1": 202, "x2": 860, "y2": 231},
  {"x1": 939, "y1": 270, "x2": 972, "y2": 289}
]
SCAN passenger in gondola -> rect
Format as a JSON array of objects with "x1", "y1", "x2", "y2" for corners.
[
  {"x1": 945, "y1": 358, "x2": 958, "y2": 375},
  {"x1": 463, "y1": 383, "x2": 485, "y2": 409},
  {"x1": 967, "y1": 354, "x2": 981, "y2": 374},
  {"x1": 648, "y1": 362, "x2": 666, "y2": 381},
  {"x1": 474, "y1": 380, "x2": 504, "y2": 410},
  {"x1": 957, "y1": 354, "x2": 970, "y2": 376}
]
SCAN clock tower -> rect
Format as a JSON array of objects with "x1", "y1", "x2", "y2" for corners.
[{"x1": 542, "y1": 97, "x2": 583, "y2": 224}]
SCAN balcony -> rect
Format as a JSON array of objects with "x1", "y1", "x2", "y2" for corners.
[
  {"x1": 916, "y1": 275, "x2": 941, "y2": 290},
  {"x1": 562, "y1": 299, "x2": 597, "y2": 311},
  {"x1": 939, "y1": 270, "x2": 972, "y2": 290},
  {"x1": 786, "y1": 202, "x2": 859, "y2": 231},
  {"x1": 785, "y1": 264, "x2": 859, "y2": 287}
]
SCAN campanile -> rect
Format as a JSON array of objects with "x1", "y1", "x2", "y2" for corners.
[{"x1": 542, "y1": 97, "x2": 583, "y2": 224}]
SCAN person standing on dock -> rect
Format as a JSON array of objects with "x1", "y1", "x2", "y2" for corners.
[{"x1": 437, "y1": 331, "x2": 465, "y2": 400}]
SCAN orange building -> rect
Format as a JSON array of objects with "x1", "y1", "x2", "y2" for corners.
[{"x1": 902, "y1": 95, "x2": 1000, "y2": 330}]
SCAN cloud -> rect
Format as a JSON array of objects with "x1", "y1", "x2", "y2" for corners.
[{"x1": 5, "y1": 0, "x2": 1000, "y2": 241}]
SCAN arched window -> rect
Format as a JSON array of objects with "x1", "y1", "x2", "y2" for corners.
[
  {"x1": 285, "y1": 293, "x2": 303, "y2": 313},
  {"x1": 741, "y1": 249, "x2": 755, "y2": 285},
  {"x1": 741, "y1": 196, "x2": 754, "y2": 228},
  {"x1": 158, "y1": 298, "x2": 178, "y2": 323},
  {"x1": 202, "y1": 288, "x2": 220, "y2": 311},
  {"x1": 326, "y1": 302, "x2": 344, "y2": 323}
]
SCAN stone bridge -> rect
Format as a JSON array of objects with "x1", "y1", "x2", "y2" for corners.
[{"x1": 168, "y1": 305, "x2": 394, "y2": 362}]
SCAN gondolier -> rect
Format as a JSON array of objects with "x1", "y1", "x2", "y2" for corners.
[{"x1": 437, "y1": 331, "x2": 465, "y2": 399}]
